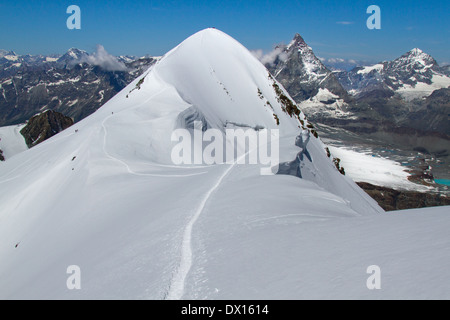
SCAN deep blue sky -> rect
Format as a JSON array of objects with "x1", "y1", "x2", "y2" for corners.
[{"x1": 0, "y1": 0, "x2": 448, "y2": 64}]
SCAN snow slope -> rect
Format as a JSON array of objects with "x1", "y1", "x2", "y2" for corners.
[
  {"x1": 0, "y1": 29, "x2": 448, "y2": 300},
  {"x1": 0, "y1": 124, "x2": 28, "y2": 160},
  {"x1": 187, "y1": 204, "x2": 450, "y2": 299}
]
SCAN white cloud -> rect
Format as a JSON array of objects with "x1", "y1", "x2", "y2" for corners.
[
  {"x1": 326, "y1": 58, "x2": 345, "y2": 63},
  {"x1": 336, "y1": 21, "x2": 354, "y2": 25},
  {"x1": 251, "y1": 47, "x2": 288, "y2": 66},
  {"x1": 83, "y1": 45, "x2": 128, "y2": 71}
]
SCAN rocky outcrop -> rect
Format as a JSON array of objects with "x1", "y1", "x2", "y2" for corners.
[
  {"x1": 20, "y1": 110, "x2": 74, "y2": 147},
  {"x1": 357, "y1": 182, "x2": 450, "y2": 211},
  {"x1": 0, "y1": 149, "x2": 4, "y2": 161}
]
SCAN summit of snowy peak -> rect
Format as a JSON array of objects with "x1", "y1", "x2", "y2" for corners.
[
  {"x1": 65, "y1": 47, "x2": 88, "y2": 56},
  {"x1": 179, "y1": 28, "x2": 237, "y2": 45},
  {"x1": 150, "y1": 27, "x2": 305, "y2": 134},
  {"x1": 394, "y1": 48, "x2": 437, "y2": 69},
  {"x1": 405, "y1": 48, "x2": 436, "y2": 63},
  {"x1": 409, "y1": 48, "x2": 424, "y2": 55},
  {"x1": 267, "y1": 33, "x2": 348, "y2": 102},
  {"x1": 292, "y1": 33, "x2": 307, "y2": 45},
  {"x1": 287, "y1": 33, "x2": 314, "y2": 55},
  {"x1": 0, "y1": 49, "x2": 17, "y2": 58},
  {"x1": 56, "y1": 48, "x2": 90, "y2": 67}
]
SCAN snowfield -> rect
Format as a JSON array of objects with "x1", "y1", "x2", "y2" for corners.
[
  {"x1": 0, "y1": 29, "x2": 449, "y2": 300},
  {"x1": 0, "y1": 124, "x2": 28, "y2": 160},
  {"x1": 328, "y1": 146, "x2": 430, "y2": 191},
  {"x1": 357, "y1": 63, "x2": 384, "y2": 75},
  {"x1": 396, "y1": 74, "x2": 450, "y2": 101}
]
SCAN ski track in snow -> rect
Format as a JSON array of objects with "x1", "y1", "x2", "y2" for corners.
[
  {"x1": 165, "y1": 161, "x2": 239, "y2": 300},
  {"x1": 166, "y1": 148, "x2": 253, "y2": 300},
  {"x1": 0, "y1": 175, "x2": 22, "y2": 185}
]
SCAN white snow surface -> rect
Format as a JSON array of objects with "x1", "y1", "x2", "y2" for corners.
[
  {"x1": 0, "y1": 29, "x2": 449, "y2": 300},
  {"x1": 397, "y1": 74, "x2": 450, "y2": 100},
  {"x1": 328, "y1": 146, "x2": 429, "y2": 191},
  {"x1": 357, "y1": 63, "x2": 384, "y2": 75},
  {"x1": 299, "y1": 88, "x2": 353, "y2": 119},
  {"x1": 0, "y1": 124, "x2": 28, "y2": 160}
]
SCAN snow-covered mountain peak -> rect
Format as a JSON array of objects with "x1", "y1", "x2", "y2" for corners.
[
  {"x1": 0, "y1": 50, "x2": 19, "y2": 62},
  {"x1": 391, "y1": 48, "x2": 438, "y2": 72},
  {"x1": 147, "y1": 28, "x2": 303, "y2": 134},
  {"x1": 0, "y1": 49, "x2": 17, "y2": 58},
  {"x1": 338, "y1": 47, "x2": 449, "y2": 100},
  {"x1": 409, "y1": 48, "x2": 424, "y2": 56},
  {"x1": 289, "y1": 33, "x2": 308, "y2": 49},
  {"x1": 286, "y1": 33, "x2": 316, "y2": 59},
  {"x1": 0, "y1": 29, "x2": 385, "y2": 299},
  {"x1": 66, "y1": 47, "x2": 88, "y2": 56},
  {"x1": 405, "y1": 48, "x2": 436, "y2": 65},
  {"x1": 267, "y1": 33, "x2": 349, "y2": 103},
  {"x1": 57, "y1": 48, "x2": 89, "y2": 65}
]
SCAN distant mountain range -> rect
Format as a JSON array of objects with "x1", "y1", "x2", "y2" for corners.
[
  {"x1": 1, "y1": 36, "x2": 449, "y2": 155},
  {"x1": 265, "y1": 34, "x2": 450, "y2": 156},
  {"x1": 0, "y1": 48, "x2": 157, "y2": 126}
]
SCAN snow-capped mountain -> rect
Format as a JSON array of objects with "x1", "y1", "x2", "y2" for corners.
[
  {"x1": 267, "y1": 39, "x2": 449, "y2": 152},
  {"x1": 265, "y1": 38, "x2": 450, "y2": 130},
  {"x1": 337, "y1": 48, "x2": 450, "y2": 100},
  {"x1": 56, "y1": 48, "x2": 89, "y2": 68},
  {"x1": 0, "y1": 50, "x2": 19, "y2": 60},
  {"x1": 265, "y1": 34, "x2": 353, "y2": 122},
  {"x1": 267, "y1": 34, "x2": 348, "y2": 103},
  {"x1": 331, "y1": 48, "x2": 450, "y2": 137},
  {"x1": 0, "y1": 50, "x2": 59, "y2": 72}
]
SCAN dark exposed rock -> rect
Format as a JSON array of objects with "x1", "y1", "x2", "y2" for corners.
[
  {"x1": 357, "y1": 182, "x2": 450, "y2": 211},
  {"x1": 20, "y1": 110, "x2": 74, "y2": 148},
  {"x1": 0, "y1": 149, "x2": 4, "y2": 161},
  {"x1": 442, "y1": 64, "x2": 450, "y2": 77}
]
